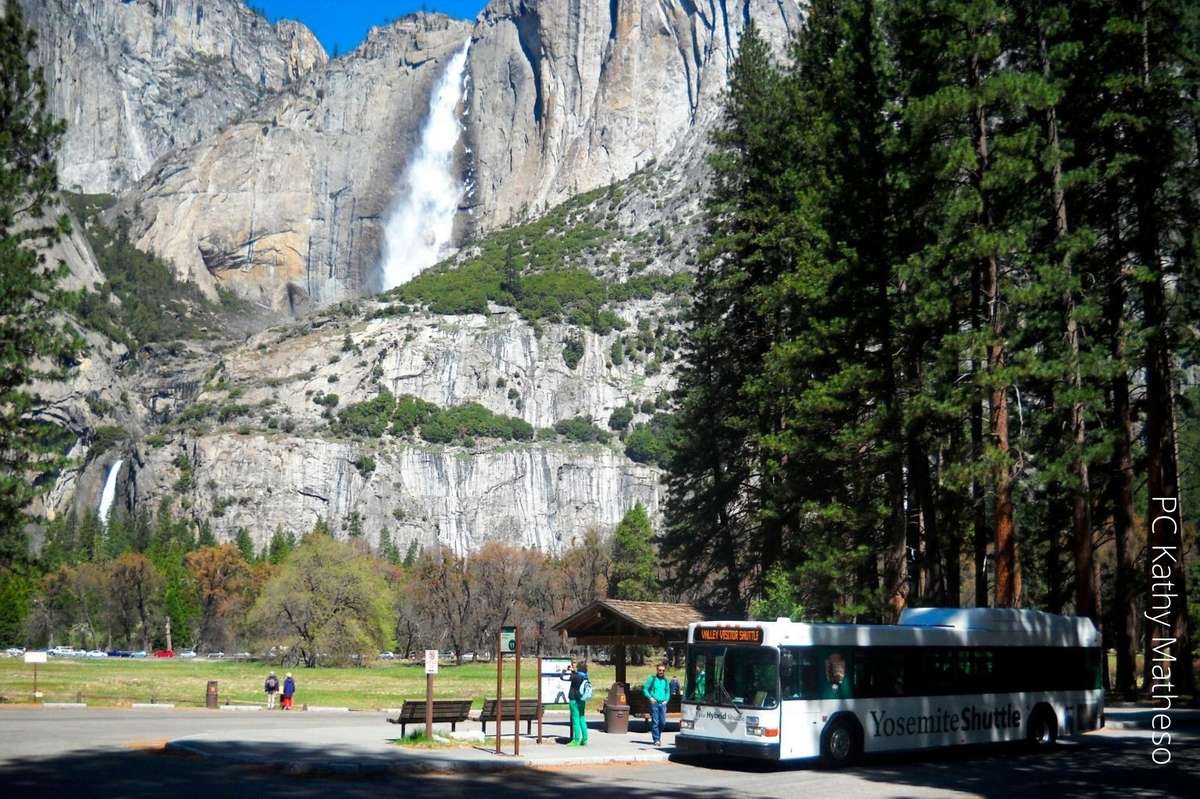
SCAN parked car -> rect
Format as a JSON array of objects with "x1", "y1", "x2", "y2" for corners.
[
  {"x1": 5, "y1": 647, "x2": 25, "y2": 657},
  {"x1": 131, "y1": 650, "x2": 147, "y2": 658},
  {"x1": 205, "y1": 651, "x2": 224, "y2": 659},
  {"x1": 233, "y1": 651, "x2": 251, "y2": 660},
  {"x1": 152, "y1": 649, "x2": 175, "y2": 658},
  {"x1": 177, "y1": 650, "x2": 197, "y2": 659},
  {"x1": 107, "y1": 650, "x2": 132, "y2": 658},
  {"x1": 378, "y1": 651, "x2": 396, "y2": 660},
  {"x1": 86, "y1": 650, "x2": 107, "y2": 658}
]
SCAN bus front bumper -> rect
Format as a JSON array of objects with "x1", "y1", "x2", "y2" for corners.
[{"x1": 675, "y1": 733, "x2": 780, "y2": 760}]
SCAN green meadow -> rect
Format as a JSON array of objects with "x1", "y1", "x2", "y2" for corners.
[{"x1": 0, "y1": 658, "x2": 664, "y2": 711}]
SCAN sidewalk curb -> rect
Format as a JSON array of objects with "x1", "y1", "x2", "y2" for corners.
[
  {"x1": 131, "y1": 703, "x2": 175, "y2": 709},
  {"x1": 164, "y1": 740, "x2": 531, "y2": 776},
  {"x1": 43, "y1": 703, "x2": 87, "y2": 708},
  {"x1": 163, "y1": 740, "x2": 674, "y2": 776}
]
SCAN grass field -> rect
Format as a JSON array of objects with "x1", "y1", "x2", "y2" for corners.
[{"x1": 0, "y1": 658, "x2": 665, "y2": 711}]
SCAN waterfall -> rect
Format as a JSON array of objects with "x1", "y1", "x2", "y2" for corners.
[
  {"x1": 379, "y1": 40, "x2": 472, "y2": 290},
  {"x1": 98, "y1": 459, "x2": 122, "y2": 527}
]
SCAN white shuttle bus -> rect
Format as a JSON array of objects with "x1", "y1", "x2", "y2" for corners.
[{"x1": 676, "y1": 608, "x2": 1103, "y2": 766}]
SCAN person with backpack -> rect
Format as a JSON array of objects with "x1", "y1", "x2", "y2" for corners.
[
  {"x1": 281, "y1": 672, "x2": 296, "y2": 710},
  {"x1": 643, "y1": 662, "x2": 671, "y2": 746},
  {"x1": 560, "y1": 660, "x2": 591, "y2": 746},
  {"x1": 263, "y1": 671, "x2": 280, "y2": 709}
]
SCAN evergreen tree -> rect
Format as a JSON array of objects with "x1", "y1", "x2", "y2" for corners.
[
  {"x1": 664, "y1": 23, "x2": 790, "y2": 614},
  {"x1": 196, "y1": 519, "x2": 217, "y2": 548},
  {"x1": 609, "y1": 503, "x2": 659, "y2": 600},
  {"x1": 0, "y1": 4, "x2": 82, "y2": 567},
  {"x1": 500, "y1": 241, "x2": 523, "y2": 301},
  {"x1": 234, "y1": 528, "x2": 255, "y2": 563},
  {"x1": 379, "y1": 528, "x2": 401, "y2": 565},
  {"x1": 266, "y1": 525, "x2": 293, "y2": 564},
  {"x1": 402, "y1": 539, "x2": 420, "y2": 569}
]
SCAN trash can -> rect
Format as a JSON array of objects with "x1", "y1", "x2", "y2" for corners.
[
  {"x1": 604, "y1": 703, "x2": 630, "y2": 734},
  {"x1": 206, "y1": 680, "x2": 218, "y2": 709}
]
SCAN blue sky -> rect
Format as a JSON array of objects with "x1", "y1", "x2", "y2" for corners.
[{"x1": 254, "y1": 2, "x2": 488, "y2": 56}]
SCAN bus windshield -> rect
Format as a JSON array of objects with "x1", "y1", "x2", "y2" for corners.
[{"x1": 686, "y1": 645, "x2": 779, "y2": 708}]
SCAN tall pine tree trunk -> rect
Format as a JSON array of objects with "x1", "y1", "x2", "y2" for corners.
[
  {"x1": 971, "y1": 60, "x2": 1018, "y2": 608},
  {"x1": 1136, "y1": 0, "x2": 1194, "y2": 694},
  {"x1": 1102, "y1": 140, "x2": 1139, "y2": 696},
  {"x1": 1039, "y1": 31, "x2": 1098, "y2": 621},
  {"x1": 971, "y1": 267, "x2": 989, "y2": 608}
]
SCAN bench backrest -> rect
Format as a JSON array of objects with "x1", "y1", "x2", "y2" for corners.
[
  {"x1": 398, "y1": 699, "x2": 472, "y2": 720},
  {"x1": 479, "y1": 698, "x2": 543, "y2": 718}
]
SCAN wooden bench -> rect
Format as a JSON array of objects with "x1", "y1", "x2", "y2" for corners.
[
  {"x1": 387, "y1": 699, "x2": 472, "y2": 736},
  {"x1": 625, "y1": 686, "x2": 682, "y2": 721},
  {"x1": 476, "y1": 698, "x2": 543, "y2": 734}
]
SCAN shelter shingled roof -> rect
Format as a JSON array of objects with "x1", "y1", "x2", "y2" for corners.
[{"x1": 553, "y1": 599, "x2": 707, "y2": 641}]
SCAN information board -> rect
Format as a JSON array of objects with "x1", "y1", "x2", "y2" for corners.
[
  {"x1": 424, "y1": 649, "x2": 438, "y2": 675},
  {"x1": 540, "y1": 658, "x2": 572, "y2": 704},
  {"x1": 24, "y1": 651, "x2": 47, "y2": 664}
]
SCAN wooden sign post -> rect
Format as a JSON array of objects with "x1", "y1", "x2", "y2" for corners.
[
  {"x1": 495, "y1": 630, "x2": 503, "y2": 755},
  {"x1": 536, "y1": 656, "x2": 543, "y2": 743},
  {"x1": 25, "y1": 650, "x2": 46, "y2": 701},
  {"x1": 514, "y1": 626, "x2": 521, "y2": 756},
  {"x1": 424, "y1": 649, "x2": 438, "y2": 740}
]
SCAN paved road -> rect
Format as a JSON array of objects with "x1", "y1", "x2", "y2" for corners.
[{"x1": 0, "y1": 708, "x2": 1194, "y2": 798}]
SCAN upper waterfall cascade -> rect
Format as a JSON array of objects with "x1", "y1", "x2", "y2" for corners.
[
  {"x1": 379, "y1": 40, "x2": 471, "y2": 290},
  {"x1": 98, "y1": 459, "x2": 122, "y2": 527}
]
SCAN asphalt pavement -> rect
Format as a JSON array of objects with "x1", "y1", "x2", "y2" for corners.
[{"x1": 0, "y1": 706, "x2": 1195, "y2": 798}]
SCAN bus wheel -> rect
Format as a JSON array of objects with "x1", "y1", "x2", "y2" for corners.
[
  {"x1": 1027, "y1": 705, "x2": 1057, "y2": 749},
  {"x1": 822, "y1": 717, "x2": 860, "y2": 768}
]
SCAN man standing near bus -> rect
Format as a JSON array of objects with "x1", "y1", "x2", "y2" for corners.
[{"x1": 643, "y1": 662, "x2": 671, "y2": 746}]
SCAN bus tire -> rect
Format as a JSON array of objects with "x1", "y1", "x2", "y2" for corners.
[
  {"x1": 1027, "y1": 705, "x2": 1057, "y2": 750},
  {"x1": 821, "y1": 716, "x2": 861, "y2": 768}
]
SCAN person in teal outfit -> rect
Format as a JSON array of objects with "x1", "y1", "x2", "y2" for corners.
[
  {"x1": 643, "y1": 663, "x2": 671, "y2": 745},
  {"x1": 561, "y1": 660, "x2": 590, "y2": 746}
]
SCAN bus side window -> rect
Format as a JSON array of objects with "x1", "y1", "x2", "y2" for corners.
[
  {"x1": 781, "y1": 649, "x2": 817, "y2": 699},
  {"x1": 824, "y1": 651, "x2": 850, "y2": 698}
]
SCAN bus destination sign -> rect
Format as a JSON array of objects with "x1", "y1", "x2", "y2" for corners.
[{"x1": 695, "y1": 626, "x2": 764, "y2": 645}]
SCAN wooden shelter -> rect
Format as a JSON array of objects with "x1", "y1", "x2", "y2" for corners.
[{"x1": 553, "y1": 599, "x2": 708, "y2": 684}]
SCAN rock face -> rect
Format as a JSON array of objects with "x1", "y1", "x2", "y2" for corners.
[
  {"x1": 134, "y1": 434, "x2": 660, "y2": 554},
  {"x1": 121, "y1": 14, "x2": 472, "y2": 310},
  {"x1": 75, "y1": 1, "x2": 799, "y2": 309},
  {"x1": 462, "y1": 0, "x2": 802, "y2": 229},
  {"x1": 220, "y1": 300, "x2": 674, "y2": 431},
  {"x1": 23, "y1": 0, "x2": 326, "y2": 195}
]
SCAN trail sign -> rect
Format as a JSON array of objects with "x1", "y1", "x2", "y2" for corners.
[
  {"x1": 500, "y1": 626, "x2": 517, "y2": 653},
  {"x1": 424, "y1": 649, "x2": 439, "y2": 675}
]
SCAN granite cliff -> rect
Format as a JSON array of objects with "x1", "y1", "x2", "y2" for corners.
[{"x1": 20, "y1": 0, "x2": 800, "y2": 554}]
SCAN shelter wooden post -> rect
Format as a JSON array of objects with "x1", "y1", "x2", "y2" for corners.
[{"x1": 614, "y1": 643, "x2": 627, "y2": 686}]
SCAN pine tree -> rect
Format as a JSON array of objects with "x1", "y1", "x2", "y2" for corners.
[
  {"x1": 267, "y1": 526, "x2": 293, "y2": 564},
  {"x1": 402, "y1": 539, "x2": 420, "y2": 569},
  {"x1": 196, "y1": 519, "x2": 217, "y2": 548},
  {"x1": 664, "y1": 23, "x2": 791, "y2": 614},
  {"x1": 609, "y1": 503, "x2": 659, "y2": 601},
  {"x1": 0, "y1": 4, "x2": 82, "y2": 568},
  {"x1": 379, "y1": 528, "x2": 400, "y2": 565},
  {"x1": 234, "y1": 528, "x2": 255, "y2": 563}
]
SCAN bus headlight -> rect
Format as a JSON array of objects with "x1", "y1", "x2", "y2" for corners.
[
  {"x1": 680, "y1": 719, "x2": 694, "y2": 730},
  {"x1": 746, "y1": 716, "x2": 761, "y2": 736}
]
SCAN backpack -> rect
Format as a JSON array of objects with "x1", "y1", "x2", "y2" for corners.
[{"x1": 580, "y1": 678, "x2": 593, "y2": 702}]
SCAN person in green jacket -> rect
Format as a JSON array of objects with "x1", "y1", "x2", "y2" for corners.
[{"x1": 643, "y1": 662, "x2": 671, "y2": 746}]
